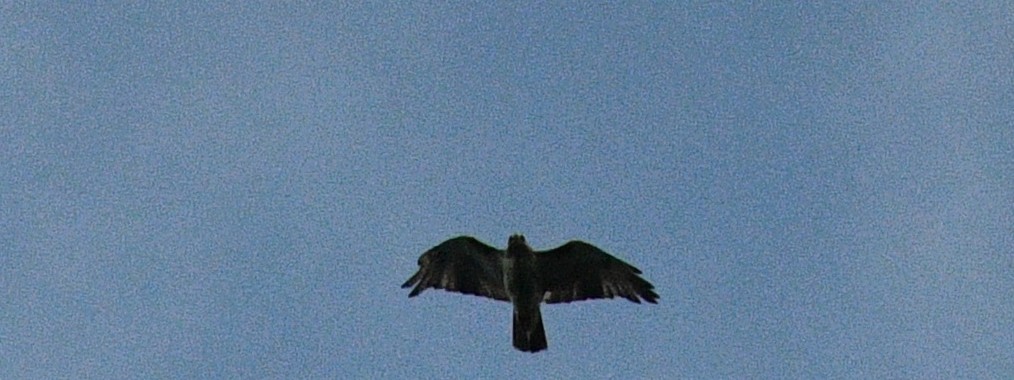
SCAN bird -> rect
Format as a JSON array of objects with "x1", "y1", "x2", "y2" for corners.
[{"x1": 401, "y1": 234, "x2": 658, "y2": 353}]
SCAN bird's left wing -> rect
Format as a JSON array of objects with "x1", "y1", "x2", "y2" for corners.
[
  {"x1": 401, "y1": 236, "x2": 510, "y2": 301},
  {"x1": 537, "y1": 241, "x2": 659, "y2": 304}
]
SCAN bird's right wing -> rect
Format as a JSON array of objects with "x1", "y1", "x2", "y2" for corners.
[{"x1": 401, "y1": 236, "x2": 510, "y2": 301}]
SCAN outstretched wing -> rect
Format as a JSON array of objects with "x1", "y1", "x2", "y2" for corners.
[
  {"x1": 401, "y1": 236, "x2": 509, "y2": 301},
  {"x1": 536, "y1": 241, "x2": 659, "y2": 304}
]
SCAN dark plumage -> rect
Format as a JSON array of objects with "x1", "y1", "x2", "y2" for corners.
[{"x1": 402, "y1": 234, "x2": 658, "y2": 352}]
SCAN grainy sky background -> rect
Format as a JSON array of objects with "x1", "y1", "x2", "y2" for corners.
[{"x1": 2, "y1": 2, "x2": 1012, "y2": 378}]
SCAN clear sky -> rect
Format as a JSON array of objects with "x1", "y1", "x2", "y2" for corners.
[{"x1": 2, "y1": 2, "x2": 1012, "y2": 379}]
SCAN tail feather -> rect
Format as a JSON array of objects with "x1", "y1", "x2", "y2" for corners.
[{"x1": 513, "y1": 307, "x2": 547, "y2": 353}]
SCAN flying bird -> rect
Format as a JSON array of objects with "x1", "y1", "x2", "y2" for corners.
[{"x1": 401, "y1": 234, "x2": 658, "y2": 353}]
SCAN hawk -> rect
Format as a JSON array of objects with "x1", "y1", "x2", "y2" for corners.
[{"x1": 401, "y1": 234, "x2": 658, "y2": 353}]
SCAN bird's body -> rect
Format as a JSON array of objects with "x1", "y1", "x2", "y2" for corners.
[
  {"x1": 503, "y1": 235, "x2": 548, "y2": 352},
  {"x1": 402, "y1": 234, "x2": 658, "y2": 353}
]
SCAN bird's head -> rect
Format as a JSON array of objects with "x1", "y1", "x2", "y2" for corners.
[{"x1": 508, "y1": 234, "x2": 526, "y2": 246}]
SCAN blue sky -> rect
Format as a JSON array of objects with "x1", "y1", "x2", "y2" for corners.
[{"x1": 2, "y1": 2, "x2": 1012, "y2": 378}]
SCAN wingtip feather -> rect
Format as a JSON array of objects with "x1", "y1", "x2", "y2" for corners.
[
  {"x1": 408, "y1": 286, "x2": 425, "y2": 297},
  {"x1": 401, "y1": 273, "x2": 420, "y2": 288}
]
